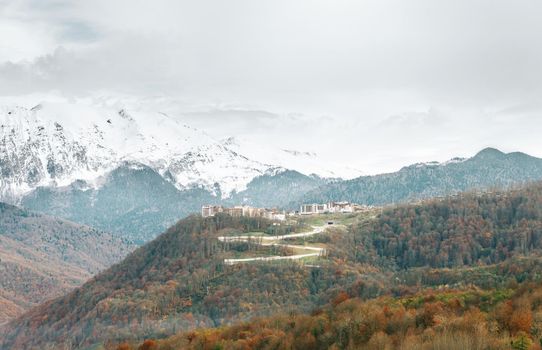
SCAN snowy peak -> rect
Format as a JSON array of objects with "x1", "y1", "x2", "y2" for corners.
[
  {"x1": 1, "y1": 100, "x2": 355, "y2": 202},
  {"x1": 0, "y1": 104, "x2": 117, "y2": 200},
  {"x1": 165, "y1": 142, "x2": 271, "y2": 196},
  {"x1": 22, "y1": 101, "x2": 216, "y2": 162},
  {"x1": 282, "y1": 149, "x2": 318, "y2": 158}
]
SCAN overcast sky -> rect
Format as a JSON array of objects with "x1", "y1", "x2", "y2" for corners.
[{"x1": 1, "y1": 0, "x2": 542, "y2": 174}]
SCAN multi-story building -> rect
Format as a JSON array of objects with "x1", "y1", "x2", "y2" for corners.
[
  {"x1": 201, "y1": 205, "x2": 286, "y2": 221},
  {"x1": 299, "y1": 201, "x2": 372, "y2": 215},
  {"x1": 262, "y1": 208, "x2": 286, "y2": 221},
  {"x1": 201, "y1": 205, "x2": 224, "y2": 217},
  {"x1": 300, "y1": 203, "x2": 328, "y2": 215},
  {"x1": 224, "y1": 206, "x2": 244, "y2": 217},
  {"x1": 327, "y1": 201, "x2": 354, "y2": 213}
]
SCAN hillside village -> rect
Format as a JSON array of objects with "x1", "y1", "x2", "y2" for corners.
[
  {"x1": 299, "y1": 201, "x2": 373, "y2": 214},
  {"x1": 201, "y1": 205, "x2": 286, "y2": 221},
  {"x1": 202, "y1": 202, "x2": 372, "y2": 266}
]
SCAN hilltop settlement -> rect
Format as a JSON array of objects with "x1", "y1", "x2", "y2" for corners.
[{"x1": 202, "y1": 201, "x2": 372, "y2": 221}]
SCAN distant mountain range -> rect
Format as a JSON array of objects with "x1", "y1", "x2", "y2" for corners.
[
  {"x1": 0, "y1": 101, "x2": 355, "y2": 242},
  {"x1": 297, "y1": 147, "x2": 542, "y2": 206},
  {"x1": 19, "y1": 164, "x2": 331, "y2": 244},
  {"x1": 0, "y1": 202, "x2": 133, "y2": 325},
  {"x1": 21, "y1": 146, "x2": 542, "y2": 244},
  {"x1": 2, "y1": 100, "x2": 542, "y2": 245}
]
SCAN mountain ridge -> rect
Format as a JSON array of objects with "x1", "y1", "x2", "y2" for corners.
[
  {"x1": 0, "y1": 101, "x2": 360, "y2": 203},
  {"x1": 297, "y1": 147, "x2": 542, "y2": 207},
  {"x1": 18, "y1": 146, "x2": 542, "y2": 243},
  {"x1": 0, "y1": 202, "x2": 134, "y2": 324}
]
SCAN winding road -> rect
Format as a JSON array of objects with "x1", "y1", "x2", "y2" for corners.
[{"x1": 218, "y1": 225, "x2": 330, "y2": 265}]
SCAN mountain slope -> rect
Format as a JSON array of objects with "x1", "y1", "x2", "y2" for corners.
[
  {"x1": 137, "y1": 286, "x2": 529, "y2": 350},
  {"x1": 225, "y1": 169, "x2": 332, "y2": 208},
  {"x1": 0, "y1": 203, "x2": 133, "y2": 324},
  {"x1": 298, "y1": 148, "x2": 542, "y2": 206},
  {"x1": 13, "y1": 134, "x2": 542, "y2": 244},
  {"x1": 0, "y1": 102, "x2": 272, "y2": 201},
  {"x1": 5, "y1": 182, "x2": 542, "y2": 349},
  {"x1": 21, "y1": 166, "x2": 327, "y2": 243},
  {"x1": 0, "y1": 101, "x2": 360, "y2": 203},
  {"x1": 0, "y1": 100, "x2": 360, "y2": 242},
  {"x1": 0, "y1": 214, "x2": 375, "y2": 349},
  {"x1": 21, "y1": 163, "x2": 217, "y2": 244}
]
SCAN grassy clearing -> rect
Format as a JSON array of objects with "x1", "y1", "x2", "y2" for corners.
[
  {"x1": 294, "y1": 210, "x2": 381, "y2": 228},
  {"x1": 228, "y1": 246, "x2": 294, "y2": 258}
]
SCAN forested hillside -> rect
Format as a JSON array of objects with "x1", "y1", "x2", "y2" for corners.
[
  {"x1": 20, "y1": 148, "x2": 542, "y2": 245},
  {"x1": 128, "y1": 283, "x2": 542, "y2": 350},
  {"x1": 0, "y1": 214, "x2": 387, "y2": 349},
  {"x1": 225, "y1": 170, "x2": 330, "y2": 208},
  {"x1": 21, "y1": 164, "x2": 217, "y2": 244},
  {"x1": 0, "y1": 203, "x2": 133, "y2": 324},
  {"x1": 22, "y1": 166, "x2": 327, "y2": 244},
  {"x1": 357, "y1": 183, "x2": 542, "y2": 269},
  {"x1": 5, "y1": 182, "x2": 542, "y2": 349}
]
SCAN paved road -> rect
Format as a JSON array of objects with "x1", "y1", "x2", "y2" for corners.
[
  {"x1": 218, "y1": 225, "x2": 326, "y2": 243},
  {"x1": 219, "y1": 225, "x2": 330, "y2": 265}
]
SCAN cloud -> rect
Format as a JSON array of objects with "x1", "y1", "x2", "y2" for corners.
[
  {"x1": 2, "y1": 0, "x2": 542, "y2": 100},
  {"x1": 1, "y1": 0, "x2": 542, "y2": 173}
]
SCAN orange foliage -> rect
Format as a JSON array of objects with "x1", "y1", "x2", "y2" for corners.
[
  {"x1": 418, "y1": 302, "x2": 444, "y2": 328},
  {"x1": 138, "y1": 339, "x2": 157, "y2": 350},
  {"x1": 332, "y1": 291, "x2": 349, "y2": 306},
  {"x1": 509, "y1": 307, "x2": 533, "y2": 335},
  {"x1": 186, "y1": 331, "x2": 197, "y2": 343}
]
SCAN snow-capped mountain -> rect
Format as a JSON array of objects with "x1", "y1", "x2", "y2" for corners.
[
  {"x1": 0, "y1": 100, "x2": 360, "y2": 204},
  {"x1": 221, "y1": 136, "x2": 363, "y2": 180}
]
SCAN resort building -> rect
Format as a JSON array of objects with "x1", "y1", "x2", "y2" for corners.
[
  {"x1": 299, "y1": 201, "x2": 371, "y2": 215},
  {"x1": 201, "y1": 205, "x2": 286, "y2": 221}
]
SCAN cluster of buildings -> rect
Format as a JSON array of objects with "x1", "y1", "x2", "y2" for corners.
[
  {"x1": 202, "y1": 201, "x2": 372, "y2": 221},
  {"x1": 201, "y1": 205, "x2": 286, "y2": 221},
  {"x1": 299, "y1": 201, "x2": 368, "y2": 215}
]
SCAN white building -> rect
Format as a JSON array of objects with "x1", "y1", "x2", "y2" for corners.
[
  {"x1": 300, "y1": 203, "x2": 328, "y2": 215},
  {"x1": 201, "y1": 205, "x2": 285, "y2": 221},
  {"x1": 299, "y1": 201, "x2": 368, "y2": 215},
  {"x1": 327, "y1": 201, "x2": 354, "y2": 213},
  {"x1": 201, "y1": 205, "x2": 223, "y2": 217}
]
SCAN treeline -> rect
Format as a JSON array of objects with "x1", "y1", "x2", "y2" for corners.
[{"x1": 355, "y1": 184, "x2": 542, "y2": 269}]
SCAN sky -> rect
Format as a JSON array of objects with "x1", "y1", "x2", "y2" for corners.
[{"x1": 1, "y1": 0, "x2": 542, "y2": 174}]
